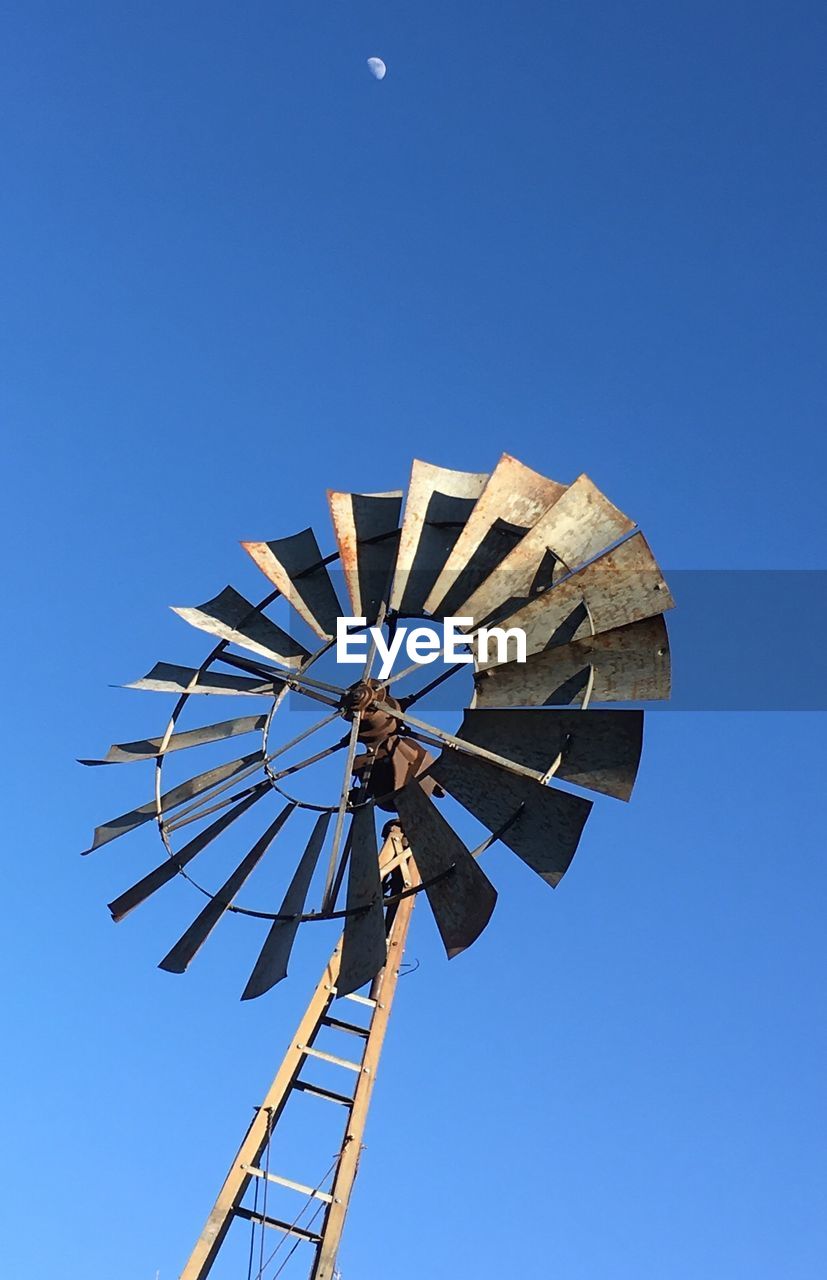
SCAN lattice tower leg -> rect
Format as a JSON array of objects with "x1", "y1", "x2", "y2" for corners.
[{"x1": 179, "y1": 824, "x2": 415, "y2": 1280}]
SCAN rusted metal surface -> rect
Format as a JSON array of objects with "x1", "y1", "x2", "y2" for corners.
[
  {"x1": 337, "y1": 806, "x2": 386, "y2": 996},
  {"x1": 242, "y1": 812, "x2": 332, "y2": 999},
  {"x1": 327, "y1": 490, "x2": 402, "y2": 626},
  {"x1": 475, "y1": 531, "x2": 675, "y2": 669},
  {"x1": 394, "y1": 778, "x2": 497, "y2": 957},
  {"x1": 424, "y1": 454, "x2": 567, "y2": 618},
  {"x1": 79, "y1": 715, "x2": 267, "y2": 766},
  {"x1": 242, "y1": 527, "x2": 342, "y2": 640},
  {"x1": 108, "y1": 783, "x2": 270, "y2": 922},
  {"x1": 84, "y1": 751, "x2": 264, "y2": 852},
  {"x1": 352, "y1": 734, "x2": 441, "y2": 811},
  {"x1": 158, "y1": 803, "x2": 296, "y2": 974},
  {"x1": 341, "y1": 679, "x2": 443, "y2": 812},
  {"x1": 455, "y1": 708, "x2": 644, "y2": 801},
  {"x1": 173, "y1": 586, "x2": 310, "y2": 669},
  {"x1": 343, "y1": 679, "x2": 400, "y2": 745},
  {"x1": 388, "y1": 459, "x2": 488, "y2": 615},
  {"x1": 457, "y1": 473, "x2": 636, "y2": 624},
  {"x1": 428, "y1": 751, "x2": 592, "y2": 886},
  {"x1": 126, "y1": 662, "x2": 275, "y2": 697},
  {"x1": 473, "y1": 615, "x2": 671, "y2": 707}
]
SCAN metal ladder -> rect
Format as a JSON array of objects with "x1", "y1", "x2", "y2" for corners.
[{"x1": 179, "y1": 825, "x2": 415, "y2": 1280}]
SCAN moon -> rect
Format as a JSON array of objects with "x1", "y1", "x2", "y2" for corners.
[{"x1": 367, "y1": 57, "x2": 387, "y2": 81}]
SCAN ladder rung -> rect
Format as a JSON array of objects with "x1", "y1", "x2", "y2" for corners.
[
  {"x1": 294, "y1": 1078, "x2": 354, "y2": 1107},
  {"x1": 322, "y1": 1014, "x2": 370, "y2": 1038},
  {"x1": 300, "y1": 1044, "x2": 361, "y2": 1072},
  {"x1": 242, "y1": 1166, "x2": 333, "y2": 1204},
  {"x1": 234, "y1": 1207, "x2": 322, "y2": 1245},
  {"x1": 342, "y1": 992, "x2": 376, "y2": 1007}
]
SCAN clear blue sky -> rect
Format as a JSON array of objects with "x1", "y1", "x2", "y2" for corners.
[{"x1": 2, "y1": 3, "x2": 826, "y2": 1277}]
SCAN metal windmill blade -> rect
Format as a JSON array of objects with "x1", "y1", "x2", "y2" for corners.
[
  {"x1": 424, "y1": 453, "x2": 567, "y2": 618},
  {"x1": 79, "y1": 715, "x2": 268, "y2": 766},
  {"x1": 472, "y1": 531, "x2": 675, "y2": 669},
  {"x1": 172, "y1": 585, "x2": 311, "y2": 668},
  {"x1": 472, "y1": 616, "x2": 671, "y2": 707},
  {"x1": 242, "y1": 811, "x2": 333, "y2": 999},
  {"x1": 158, "y1": 802, "x2": 297, "y2": 974},
  {"x1": 328, "y1": 488, "x2": 402, "y2": 625},
  {"x1": 336, "y1": 804, "x2": 386, "y2": 997},
  {"x1": 389, "y1": 459, "x2": 488, "y2": 616},
  {"x1": 241, "y1": 528, "x2": 342, "y2": 640},
  {"x1": 456, "y1": 473, "x2": 636, "y2": 625},
  {"x1": 82, "y1": 452, "x2": 673, "y2": 1280}
]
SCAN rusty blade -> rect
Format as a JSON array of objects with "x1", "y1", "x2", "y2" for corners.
[
  {"x1": 472, "y1": 616, "x2": 671, "y2": 707},
  {"x1": 394, "y1": 778, "x2": 497, "y2": 958},
  {"x1": 337, "y1": 806, "x2": 387, "y2": 996},
  {"x1": 126, "y1": 662, "x2": 277, "y2": 697},
  {"x1": 108, "y1": 783, "x2": 270, "y2": 921},
  {"x1": 242, "y1": 527, "x2": 341, "y2": 640},
  {"x1": 172, "y1": 586, "x2": 310, "y2": 669},
  {"x1": 457, "y1": 474, "x2": 636, "y2": 624},
  {"x1": 424, "y1": 454, "x2": 566, "y2": 619},
  {"x1": 428, "y1": 751, "x2": 592, "y2": 887},
  {"x1": 242, "y1": 811, "x2": 332, "y2": 999},
  {"x1": 158, "y1": 802, "x2": 296, "y2": 974},
  {"x1": 328, "y1": 490, "x2": 402, "y2": 626},
  {"x1": 475, "y1": 532, "x2": 676, "y2": 669},
  {"x1": 83, "y1": 751, "x2": 263, "y2": 853},
  {"x1": 388, "y1": 460, "x2": 488, "y2": 615},
  {"x1": 453, "y1": 708, "x2": 644, "y2": 801},
  {"x1": 79, "y1": 715, "x2": 267, "y2": 766}
]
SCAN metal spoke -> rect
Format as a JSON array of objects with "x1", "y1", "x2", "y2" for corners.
[
  {"x1": 362, "y1": 600, "x2": 387, "y2": 679},
  {"x1": 164, "y1": 783, "x2": 267, "y2": 834},
  {"x1": 160, "y1": 760, "x2": 265, "y2": 830},
  {"x1": 399, "y1": 660, "x2": 469, "y2": 708},
  {"x1": 321, "y1": 713, "x2": 362, "y2": 911},
  {"x1": 384, "y1": 657, "x2": 422, "y2": 685},
  {"x1": 327, "y1": 824, "x2": 353, "y2": 912},
  {"x1": 268, "y1": 736, "x2": 349, "y2": 783},
  {"x1": 163, "y1": 712, "x2": 341, "y2": 832},
  {"x1": 218, "y1": 651, "x2": 346, "y2": 702},
  {"x1": 264, "y1": 709, "x2": 342, "y2": 765},
  {"x1": 86, "y1": 752, "x2": 264, "y2": 854},
  {"x1": 372, "y1": 700, "x2": 547, "y2": 783},
  {"x1": 164, "y1": 735, "x2": 347, "y2": 834}
]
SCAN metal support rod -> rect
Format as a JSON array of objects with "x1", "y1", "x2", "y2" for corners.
[{"x1": 177, "y1": 825, "x2": 415, "y2": 1280}]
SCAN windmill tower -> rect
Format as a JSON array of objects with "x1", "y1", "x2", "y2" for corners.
[{"x1": 83, "y1": 454, "x2": 674, "y2": 1278}]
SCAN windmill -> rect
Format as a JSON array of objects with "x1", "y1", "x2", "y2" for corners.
[{"x1": 82, "y1": 454, "x2": 674, "y2": 1279}]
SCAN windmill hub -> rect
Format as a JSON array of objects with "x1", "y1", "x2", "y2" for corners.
[{"x1": 341, "y1": 679, "x2": 401, "y2": 748}]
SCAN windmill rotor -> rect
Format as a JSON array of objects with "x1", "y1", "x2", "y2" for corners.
[{"x1": 83, "y1": 453, "x2": 674, "y2": 1003}]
